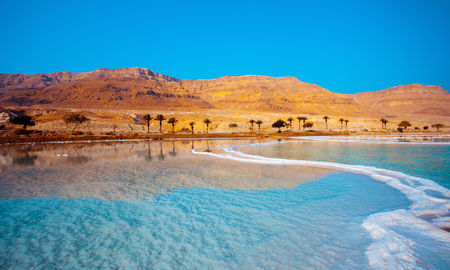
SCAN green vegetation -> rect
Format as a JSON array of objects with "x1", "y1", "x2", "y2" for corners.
[
  {"x1": 398, "y1": 121, "x2": 411, "y2": 130},
  {"x1": 189, "y1": 121, "x2": 195, "y2": 134},
  {"x1": 167, "y1": 117, "x2": 178, "y2": 133},
  {"x1": 249, "y1": 119, "x2": 255, "y2": 132},
  {"x1": 203, "y1": 119, "x2": 212, "y2": 133},
  {"x1": 380, "y1": 118, "x2": 388, "y2": 129},
  {"x1": 339, "y1": 118, "x2": 344, "y2": 129},
  {"x1": 323, "y1": 116, "x2": 330, "y2": 130},
  {"x1": 303, "y1": 121, "x2": 313, "y2": 129},
  {"x1": 63, "y1": 113, "x2": 90, "y2": 132},
  {"x1": 155, "y1": 114, "x2": 166, "y2": 133},
  {"x1": 272, "y1": 119, "x2": 286, "y2": 133},
  {"x1": 229, "y1": 123, "x2": 238, "y2": 133},
  {"x1": 431, "y1": 123, "x2": 443, "y2": 131},
  {"x1": 297, "y1": 116, "x2": 307, "y2": 130},
  {"x1": 143, "y1": 114, "x2": 153, "y2": 133},
  {"x1": 256, "y1": 120, "x2": 263, "y2": 132},
  {"x1": 10, "y1": 115, "x2": 35, "y2": 129},
  {"x1": 287, "y1": 117, "x2": 293, "y2": 130}
]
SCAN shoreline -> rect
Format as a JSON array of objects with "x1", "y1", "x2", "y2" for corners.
[{"x1": 1, "y1": 130, "x2": 447, "y2": 145}]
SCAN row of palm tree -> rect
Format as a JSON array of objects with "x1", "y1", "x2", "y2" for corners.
[
  {"x1": 142, "y1": 114, "x2": 214, "y2": 134},
  {"x1": 142, "y1": 113, "x2": 443, "y2": 134}
]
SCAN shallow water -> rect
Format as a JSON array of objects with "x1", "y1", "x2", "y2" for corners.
[
  {"x1": 0, "y1": 138, "x2": 449, "y2": 269},
  {"x1": 237, "y1": 138, "x2": 450, "y2": 188}
]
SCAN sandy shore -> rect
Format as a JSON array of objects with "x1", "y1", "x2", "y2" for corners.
[{"x1": 2, "y1": 129, "x2": 447, "y2": 145}]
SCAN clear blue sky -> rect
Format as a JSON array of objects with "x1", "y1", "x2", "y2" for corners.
[{"x1": 1, "y1": 0, "x2": 449, "y2": 93}]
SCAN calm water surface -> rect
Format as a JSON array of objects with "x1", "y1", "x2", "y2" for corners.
[{"x1": 0, "y1": 138, "x2": 448, "y2": 269}]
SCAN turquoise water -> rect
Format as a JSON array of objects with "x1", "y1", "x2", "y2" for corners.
[
  {"x1": 0, "y1": 139, "x2": 449, "y2": 269},
  {"x1": 238, "y1": 140, "x2": 450, "y2": 188}
]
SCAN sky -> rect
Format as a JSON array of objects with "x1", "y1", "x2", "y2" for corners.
[{"x1": 1, "y1": 0, "x2": 449, "y2": 93}]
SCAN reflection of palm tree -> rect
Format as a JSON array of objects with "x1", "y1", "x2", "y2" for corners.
[
  {"x1": 191, "y1": 140, "x2": 195, "y2": 150},
  {"x1": 13, "y1": 153, "x2": 38, "y2": 166},
  {"x1": 146, "y1": 142, "x2": 152, "y2": 161},
  {"x1": 323, "y1": 116, "x2": 330, "y2": 130},
  {"x1": 205, "y1": 140, "x2": 211, "y2": 152},
  {"x1": 155, "y1": 114, "x2": 166, "y2": 133},
  {"x1": 158, "y1": 142, "x2": 165, "y2": 160},
  {"x1": 169, "y1": 141, "x2": 177, "y2": 157}
]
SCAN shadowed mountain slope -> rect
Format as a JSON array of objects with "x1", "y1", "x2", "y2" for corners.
[{"x1": 1, "y1": 68, "x2": 449, "y2": 120}]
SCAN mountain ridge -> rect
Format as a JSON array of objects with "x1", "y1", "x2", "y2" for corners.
[{"x1": 0, "y1": 68, "x2": 448, "y2": 120}]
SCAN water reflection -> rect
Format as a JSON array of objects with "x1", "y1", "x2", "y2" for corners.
[
  {"x1": 13, "y1": 153, "x2": 38, "y2": 166},
  {"x1": 0, "y1": 139, "x2": 334, "y2": 201},
  {"x1": 237, "y1": 140, "x2": 450, "y2": 188}
]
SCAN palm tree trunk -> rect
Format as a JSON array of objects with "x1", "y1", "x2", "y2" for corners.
[{"x1": 159, "y1": 121, "x2": 162, "y2": 133}]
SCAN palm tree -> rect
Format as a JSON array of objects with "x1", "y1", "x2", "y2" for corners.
[
  {"x1": 297, "y1": 116, "x2": 307, "y2": 130},
  {"x1": 256, "y1": 120, "x2": 263, "y2": 132},
  {"x1": 272, "y1": 119, "x2": 286, "y2": 133},
  {"x1": 167, "y1": 117, "x2": 178, "y2": 133},
  {"x1": 323, "y1": 116, "x2": 330, "y2": 130},
  {"x1": 339, "y1": 118, "x2": 344, "y2": 129},
  {"x1": 203, "y1": 118, "x2": 212, "y2": 133},
  {"x1": 155, "y1": 114, "x2": 166, "y2": 133},
  {"x1": 431, "y1": 123, "x2": 443, "y2": 131},
  {"x1": 345, "y1": 119, "x2": 349, "y2": 129},
  {"x1": 380, "y1": 118, "x2": 388, "y2": 129},
  {"x1": 398, "y1": 121, "x2": 411, "y2": 130},
  {"x1": 287, "y1": 117, "x2": 294, "y2": 131},
  {"x1": 189, "y1": 121, "x2": 195, "y2": 135},
  {"x1": 143, "y1": 114, "x2": 153, "y2": 133},
  {"x1": 249, "y1": 119, "x2": 255, "y2": 132},
  {"x1": 303, "y1": 121, "x2": 313, "y2": 129},
  {"x1": 11, "y1": 115, "x2": 35, "y2": 129},
  {"x1": 229, "y1": 123, "x2": 238, "y2": 133}
]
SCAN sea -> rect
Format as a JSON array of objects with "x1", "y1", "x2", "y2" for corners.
[{"x1": 0, "y1": 135, "x2": 449, "y2": 269}]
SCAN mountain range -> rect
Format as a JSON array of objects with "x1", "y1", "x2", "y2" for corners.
[{"x1": 0, "y1": 67, "x2": 449, "y2": 121}]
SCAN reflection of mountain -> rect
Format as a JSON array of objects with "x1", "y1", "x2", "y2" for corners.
[
  {"x1": 2, "y1": 68, "x2": 448, "y2": 119},
  {"x1": 0, "y1": 140, "x2": 332, "y2": 201}
]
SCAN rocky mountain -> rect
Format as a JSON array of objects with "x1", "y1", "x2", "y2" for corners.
[
  {"x1": 0, "y1": 68, "x2": 449, "y2": 120},
  {"x1": 352, "y1": 84, "x2": 450, "y2": 118}
]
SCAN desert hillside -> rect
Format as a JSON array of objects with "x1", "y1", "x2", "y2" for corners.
[
  {"x1": 0, "y1": 68, "x2": 369, "y2": 116},
  {"x1": 0, "y1": 68, "x2": 449, "y2": 122},
  {"x1": 352, "y1": 84, "x2": 450, "y2": 121}
]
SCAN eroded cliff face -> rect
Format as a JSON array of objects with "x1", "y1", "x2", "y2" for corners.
[
  {"x1": 0, "y1": 68, "x2": 448, "y2": 120},
  {"x1": 351, "y1": 84, "x2": 450, "y2": 118}
]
